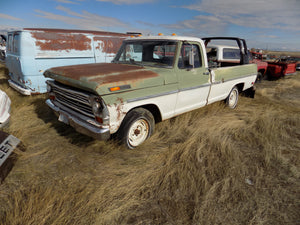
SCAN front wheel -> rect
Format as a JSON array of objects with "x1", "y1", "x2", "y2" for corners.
[
  {"x1": 226, "y1": 86, "x2": 239, "y2": 109},
  {"x1": 117, "y1": 108, "x2": 154, "y2": 149}
]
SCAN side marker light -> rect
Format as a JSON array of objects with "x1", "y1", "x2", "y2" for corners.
[{"x1": 109, "y1": 87, "x2": 121, "y2": 92}]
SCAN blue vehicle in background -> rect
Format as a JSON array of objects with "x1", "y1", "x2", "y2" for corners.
[
  {"x1": 0, "y1": 34, "x2": 6, "y2": 61},
  {"x1": 5, "y1": 28, "x2": 134, "y2": 95}
]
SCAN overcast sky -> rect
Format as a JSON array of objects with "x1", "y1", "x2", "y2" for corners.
[{"x1": 0, "y1": 0, "x2": 299, "y2": 51}]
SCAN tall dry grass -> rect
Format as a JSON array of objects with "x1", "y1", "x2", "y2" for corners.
[{"x1": 0, "y1": 62, "x2": 299, "y2": 225}]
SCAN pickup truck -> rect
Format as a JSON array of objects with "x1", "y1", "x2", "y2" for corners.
[
  {"x1": 44, "y1": 35, "x2": 257, "y2": 148},
  {"x1": 206, "y1": 44, "x2": 268, "y2": 81}
]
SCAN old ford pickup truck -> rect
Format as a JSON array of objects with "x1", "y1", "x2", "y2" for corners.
[{"x1": 44, "y1": 35, "x2": 257, "y2": 148}]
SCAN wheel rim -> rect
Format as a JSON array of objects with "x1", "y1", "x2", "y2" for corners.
[
  {"x1": 228, "y1": 89, "x2": 238, "y2": 108},
  {"x1": 128, "y1": 119, "x2": 149, "y2": 147}
]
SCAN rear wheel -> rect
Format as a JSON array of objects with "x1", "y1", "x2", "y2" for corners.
[
  {"x1": 226, "y1": 86, "x2": 239, "y2": 109},
  {"x1": 117, "y1": 108, "x2": 154, "y2": 149},
  {"x1": 256, "y1": 72, "x2": 262, "y2": 82}
]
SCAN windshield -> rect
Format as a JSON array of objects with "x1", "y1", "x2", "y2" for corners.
[{"x1": 113, "y1": 40, "x2": 178, "y2": 68}]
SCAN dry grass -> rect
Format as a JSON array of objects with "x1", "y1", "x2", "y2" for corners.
[
  {"x1": 263, "y1": 50, "x2": 300, "y2": 57},
  {"x1": 0, "y1": 62, "x2": 299, "y2": 225}
]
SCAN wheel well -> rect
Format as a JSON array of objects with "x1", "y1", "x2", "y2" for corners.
[
  {"x1": 236, "y1": 83, "x2": 244, "y2": 92},
  {"x1": 141, "y1": 104, "x2": 162, "y2": 123},
  {"x1": 258, "y1": 69, "x2": 266, "y2": 75},
  {"x1": 130, "y1": 104, "x2": 162, "y2": 123}
]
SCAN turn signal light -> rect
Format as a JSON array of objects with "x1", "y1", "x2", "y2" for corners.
[
  {"x1": 49, "y1": 94, "x2": 55, "y2": 100},
  {"x1": 95, "y1": 116, "x2": 103, "y2": 124},
  {"x1": 109, "y1": 86, "x2": 121, "y2": 92}
]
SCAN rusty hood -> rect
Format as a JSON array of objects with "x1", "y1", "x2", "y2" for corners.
[{"x1": 44, "y1": 63, "x2": 163, "y2": 95}]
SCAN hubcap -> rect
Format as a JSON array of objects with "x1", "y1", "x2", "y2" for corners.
[
  {"x1": 228, "y1": 90, "x2": 237, "y2": 108},
  {"x1": 128, "y1": 119, "x2": 149, "y2": 147}
]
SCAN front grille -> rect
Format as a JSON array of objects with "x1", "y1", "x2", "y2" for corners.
[{"x1": 48, "y1": 81, "x2": 95, "y2": 118}]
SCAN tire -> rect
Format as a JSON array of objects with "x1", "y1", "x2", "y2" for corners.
[
  {"x1": 117, "y1": 108, "x2": 154, "y2": 149},
  {"x1": 256, "y1": 72, "x2": 262, "y2": 83},
  {"x1": 226, "y1": 86, "x2": 239, "y2": 109}
]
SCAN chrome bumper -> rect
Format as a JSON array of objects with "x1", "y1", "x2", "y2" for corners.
[
  {"x1": 8, "y1": 80, "x2": 31, "y2": 96},
  {"x1": 46, "y1": 99, "x2": 111, "y2": 141}
]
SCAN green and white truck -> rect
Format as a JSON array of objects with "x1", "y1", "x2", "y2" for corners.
[{"x1": 44, "y1": 35, "x2": 257, "y2": 148}]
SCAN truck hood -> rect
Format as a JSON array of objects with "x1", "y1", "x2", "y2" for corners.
[{"x1": 44, "y1": 63, "x2": 162, "y2": 95}]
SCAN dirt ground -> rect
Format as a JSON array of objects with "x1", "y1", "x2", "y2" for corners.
[{"x1": 0, "y1": 63, "x2": 299, "y2": 225}]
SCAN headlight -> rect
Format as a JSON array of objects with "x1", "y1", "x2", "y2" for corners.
[
  {"x1": 90, "y1": 96, "x2": 109, "y2": 125},
  {"x1": 47, "y1": 84, "x2": 51, "y2": 92},
  {"x1": 92, "y1": 101, "x2": 101, "y2": 115}
]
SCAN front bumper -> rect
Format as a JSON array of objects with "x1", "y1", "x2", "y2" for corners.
[
  {"x1": 8, "y1": 80, "x2": 32, "y2": 95},
  {"x1": 46, "y1": 99, "x2": 111, "y2": 141}
]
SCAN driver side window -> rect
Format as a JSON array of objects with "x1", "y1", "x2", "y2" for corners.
[
  {"x1": 119, "y1": 44, "x2": 143, "y2": 62},
  {"x1": 178, "y1": 44, "x2": 202, "y2": 69}
]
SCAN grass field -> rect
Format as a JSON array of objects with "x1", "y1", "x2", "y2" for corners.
[
  {"x1": 263, "y1": 50, "x2": 300, "y2": 57},
  {"x1": 0, "y1": 62, "x2": 299, "y2": 225}
]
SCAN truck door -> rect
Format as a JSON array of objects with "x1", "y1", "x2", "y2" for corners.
[{"x1": 175, "y1": 42, "x2": 211, "y2": 115}]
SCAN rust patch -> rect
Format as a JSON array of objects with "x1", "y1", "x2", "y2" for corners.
[
  {"x1": 25, "y1": 28, "x2": 131, "y2": 37},
  {"x1": 32, "y1": 32, "x2": 92, "y2": 51},
  {"x1": 92, "y1": 70, "x2": 159, "y2": 84},
  {"x1": 115, "y1": 98, "x2": 126, "y2": 122},
  {"x1": 27, "y1": 28, "x2": 132, "y2": 52},
  {"x1": 94, "y1": 36, "x2": 126, "y2": 54},
  {"x1": 45, "y1": 63, "x2": 159, "y2": 88},
  {"x1": 47, "y1": 63, "x2": 144, "y2": 80}
]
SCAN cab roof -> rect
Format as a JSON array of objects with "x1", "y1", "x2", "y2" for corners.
[{"x1": 125, "y1": 35, "x2": 205, "y2": 44}]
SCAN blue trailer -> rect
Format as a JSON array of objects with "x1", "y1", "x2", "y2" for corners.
[{"x1": 5, "y1": 28, "x2": 133, "y2": 95}]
